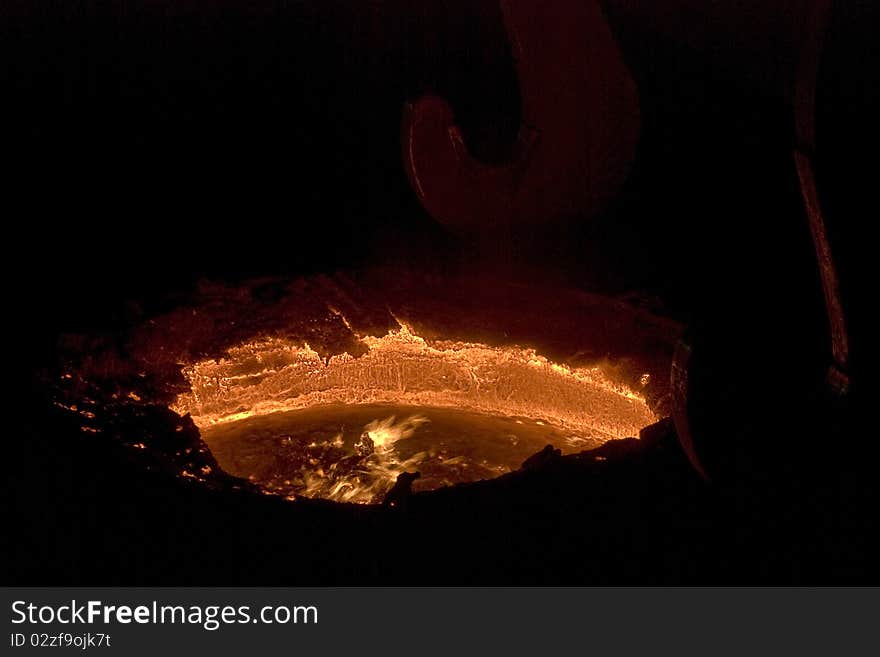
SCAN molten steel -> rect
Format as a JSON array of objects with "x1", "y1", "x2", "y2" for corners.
[{"x1": 172, "y1": 321, "x2": 655, "y2": 503}]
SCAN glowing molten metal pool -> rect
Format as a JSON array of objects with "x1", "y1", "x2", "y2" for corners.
[{"x1": 172, "y1": 322, "x2": 656, "y2": 503}]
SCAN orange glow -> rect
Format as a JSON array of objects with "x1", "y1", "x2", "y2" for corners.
[
  {"x1": 173, "y1": 321, "x2": 654, "y2": 440},
  {"x1": 170, "y1": 320, "x2": 656, "y2": 503}
]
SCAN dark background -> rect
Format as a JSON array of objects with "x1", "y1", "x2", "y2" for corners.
[{"x1": 4, "y1": 0, "x2": 875, "y2": 583}]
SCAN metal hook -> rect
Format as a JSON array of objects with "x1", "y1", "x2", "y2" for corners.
[{"x1": 402, "y1": 0, "x2": 640, "y2": 238}]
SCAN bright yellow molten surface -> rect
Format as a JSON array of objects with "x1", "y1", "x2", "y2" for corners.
[{"x1": 172, "y1": 323, "x2": 655, "y2": 443}]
